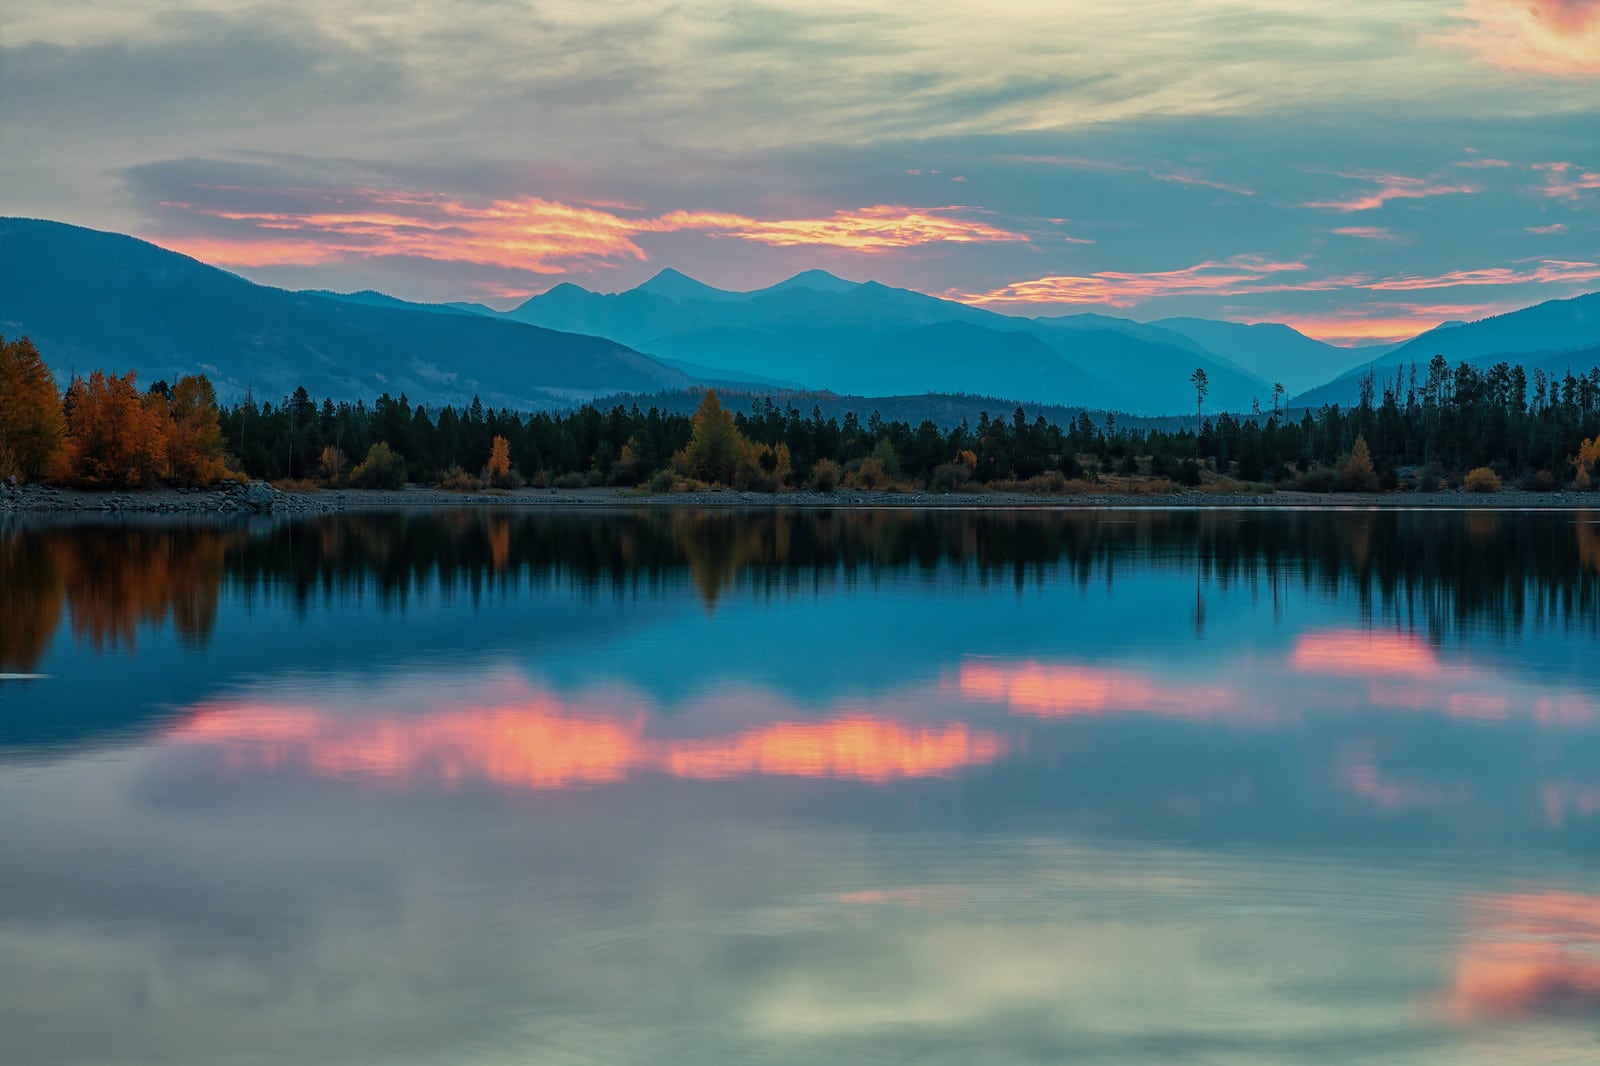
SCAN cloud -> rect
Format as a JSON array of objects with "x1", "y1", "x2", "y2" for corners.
[
  {"x1": 950, "y1": 254, "x2": 1600, "y2": 314},
  {"x1": 1302, "y1": 172, "x2": 1480, "y2": 212},
  {"x1": 1149, "y1": 170, "x2": 1255, "y2": 196},
  {"x1": 1331, "y1": 226, "x2": 1399, "y2": 242},
  {"x1": 147, "y1": 184, "x2": 1031, "y2": 274},
  {"x1": 1363, "y1": 259, "x2": 1600, "y2": 291},
  {"x1": 1528, "y1": 222, "x2": 1569, "y2": 234},
  {"x1": 1439, "y1": 0, "x2": 1600, "y2": 78},
  {"x1": 1534, "y1": 161, "x2": 1600, "y2": 199},
  {"x1": 946, "y1": 254, "x2": 1332, "y2": 308}
]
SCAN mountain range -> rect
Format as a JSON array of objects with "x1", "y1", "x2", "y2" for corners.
[{"x1": 3, "y1": 217, "x2": 1597, "y2": 417}]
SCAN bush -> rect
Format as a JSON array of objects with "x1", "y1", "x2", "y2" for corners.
[
  {"x1": 436, "y1": 465, "x2": 479, "y2": 492},
  {"x1": 552, "y1": 472, "x2": 584, "y2": 489},
  {"x1": 1522, "y1": 469, "x2": 1558, "y2": 492},
  {"x1": 348, "y1": 442, "x2": 407, "y2": 489},
  {"x1": 931, "y1": 461, "x2": 971, "y2": 493},
  {"x1": 646, "y1": 468, "x2": 675, "y2": 494},
  {"x1": 845, "y1": 457, "x2": 889, "y2": 490},
  {"x1": 1176, "y1": 458, "x2": 1203, "y2": 486},
  {"x1": 1464, "y1": 466, "x2": 1502, "y2": 493},
  {"x1": 1294, "y1": 466, "x2": 1337, "y2": 493},
  {"x1": 809, "y1": 458, "x2": 841, "y2": 492}
]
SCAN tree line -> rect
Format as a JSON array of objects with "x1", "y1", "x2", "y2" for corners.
[{"x1": 4, "y1": 332, "x2": 1600, "y2": 493}]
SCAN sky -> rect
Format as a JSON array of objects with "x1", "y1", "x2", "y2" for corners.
[{"x1": 3, "y1": 1, "x2": 1598, "y2": 344}]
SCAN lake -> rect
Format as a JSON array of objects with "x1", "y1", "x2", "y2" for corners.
[{"x1": 4, "y1": 507, "x2": 1600, "y2": 1064}]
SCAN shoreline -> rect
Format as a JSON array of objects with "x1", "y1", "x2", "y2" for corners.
[{"x1": 4, "y1": 481, "x2": 1598, "y2": 516}]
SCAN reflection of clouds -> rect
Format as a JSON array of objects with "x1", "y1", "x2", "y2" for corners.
[
  {"x1": 1440, "y1": 890, "x2": 1600, "y2": 1021},
  {"x1": 168, "y1": 680, "x2": 1002, "y2": 790},
  {"x1": 1292, "y1": 629, "x2": 1442, "y2": 679},
  {"x1": 954, "y1": 660, "x2": 1241, "y2": 720},
  {"x1": 1293, "y1": 628, "x2": 1597, "y2": 726}
]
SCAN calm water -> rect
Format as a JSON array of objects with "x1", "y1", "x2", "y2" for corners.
[{"x1": 5, "y1": 507, "x2": 1600, "y2": 1064}]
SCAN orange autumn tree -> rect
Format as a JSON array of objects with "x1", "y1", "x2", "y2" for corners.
[
  {"x1": 61, "y1": 370, "x2": 169, "y2": 487},
  {"x1": 484, "y1": 434, "x2": 521, "y2": 488},
  {"x1": 0, "y1": 334, "x2": 65, "y2": 481},
  {"x1": 165, "y1": 374, "x2": 231, "y2": 485}
]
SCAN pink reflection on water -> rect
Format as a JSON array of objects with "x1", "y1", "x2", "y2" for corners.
[
  {"x1": 1439, "y1": 890, "x2": 1600, "y2": 1022},
  {"x1": 954, "y1": 660, "x2": 1240, "y2": 720},
  {"x1": 168, "y1": 681, "x2": 1004, "y2": 791}
]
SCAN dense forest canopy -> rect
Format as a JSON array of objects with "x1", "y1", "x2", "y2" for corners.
[{"x1": 4, "y1": 333, "x2": 1600, "y2": 493}]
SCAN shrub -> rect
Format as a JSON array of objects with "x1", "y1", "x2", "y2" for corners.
[
  {"x1": 1334, "y1": 435, "x2": 1381, "y2": 492},
  {"x1": 348, "y1": 442, "x2": 407, "y2": 489},
  {"x1": 1294, "y1": 466, "x2": 1337, "y2": 494},
  {"x1": 436, "y1": 465, "x2": 479, "y2": 492},
  {"x1": 552, "y1": 471, "x2": 584, "y2": 489},
  {"x1": 846, "y1": 457, "x2": 889, "y2": 490},
  {"x1": 584, "y1": 469, "x2": 606, "y2": 488},
  {"x1": 1464, "y1": 466, "x2": 1502, "y2": 493},
  {"x1": 646, "y1": 468, "x2": 675, "y2": 494},
  {"x1": 809, "y1": 458, "x2": 841, "y2": 492},
  {"x1": 931, "y1": 461, "x2": 971, "y2": 493},
  {"x1": 1176, "y1": 458, "x2": 1203, "y2": 486},
  {"x1": 1522, "y1": 469, "x2": 1558, "y2": 492}
]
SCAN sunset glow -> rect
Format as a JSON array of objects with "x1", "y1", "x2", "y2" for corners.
[
  {"x1": 954, "y1": 660, "x2": 1240, "y2": 720},
  {"x1": 168, "y1": 691, "x2": 1004, "y2": 790},
  {"x1": 1439, "y1": 890, "x2": 1600, "y2": 1021}
]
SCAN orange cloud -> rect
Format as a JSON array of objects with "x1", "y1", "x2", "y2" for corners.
[
  {"x1": 1302, "y1": 173, "x2": 1479, "y2": 213},
  {"x1": 1364, "y1": 259, "x2": 1600, "y2": 290},
  {"x1": 153, "y1": 188, "x2": 1029, "y2": 273},
  {"x1": 953, "y1": 660, "x2": 1240, "y2": 720},
  {"x1": 1440, "y1": 0, "x2": 1600, "y2": 78},
  {"x1": 168, "y1": 688, "x2": 1004, "y2": 790},
  {"x1": 948, "y1": 255, "x2": 1334, "y2": 308},
  {"x1": 1439, "y1": 890, "x2": 1600, "y2": 1022}
]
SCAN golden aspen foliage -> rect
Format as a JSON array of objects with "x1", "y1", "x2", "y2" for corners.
[
  {"x1": 487, "y1": 434, "x2": 512, "y2": 478},
  {"x1": 165, "y1": 374, "x2": 230, "y2": 485},
  {"x1": 0, "y1": 334, "x2": 66, "y2": 481},
  {"x1": 62, "y1": 370, "x2": 169, "y2": 487}
]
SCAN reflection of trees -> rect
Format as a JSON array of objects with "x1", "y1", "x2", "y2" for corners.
[
  {"x1": 5, "y1": 509, "x2": 1599, "y2": 666},
  {"x1": 1, "y1": 524, "x2": 238, "y2": 670},
  {"x1": 0, "y1": 531, "x2": 64, "y2": 671}
]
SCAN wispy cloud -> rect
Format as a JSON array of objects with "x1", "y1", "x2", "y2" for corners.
[
  {"x1": 1533, "y1": 161, "x2": 1600, "y2": 200},
  {"x1": 949, "y1": 255, "x2": 1600, "y2": 315},
  {"x1": 1150, "y1": 169, "x2": 1255, "y2": 196},
  {"x1": 1439, "y1": 0, "x2": 1600, "y2": 78},
  {"x1": 152, "y1": 187, "x2": 1032, "y2": 273},
  {"x1": 945, "y1": 255, "x2": 1330, "y2": 308},
  {"x1": 1527, "y1": 222, "x2": 1569, "y2": 234},
  {"x1": 1303, "y1": 172, "x2": 1479, "y2": 213},
  {"x1": 1332, "y1": 226, "x2": 1399, "y2": 242}
]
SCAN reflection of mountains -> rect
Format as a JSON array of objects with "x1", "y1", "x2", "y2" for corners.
[{"x1": 6, "y1": 508, "x2": 1600, "y2": 673}]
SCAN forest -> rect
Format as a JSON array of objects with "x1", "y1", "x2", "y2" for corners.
[{"x1": 5, "y1": 333, "x2": 1600, "y2": 494}]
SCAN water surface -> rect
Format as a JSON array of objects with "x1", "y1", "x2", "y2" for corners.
[{"x1": 5, "y1": 508, "x2": 1600, "y2": 1064}]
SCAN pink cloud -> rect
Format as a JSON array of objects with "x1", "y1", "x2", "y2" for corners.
[
  {"x1": 1302, "y1": 173, "x2": 1479, "y2": 213},
  {"x1": 1439, "y1": 0, "x2": 1600, "y2": 78},
  {"x1": 1331, "y1": 226, "x2": 1399, "y2": 242},
  {"x1": 152, "y1": 186, "x2": 1031, "y2": 273},
  {"x1": 1527, "y1": 222, "x2": 1569, "y2": 234},
  {"x1": 1455, "y1": 158, "x2": 1513, "y2": 169},
  {"x1": 1533, "y1": 161, "x2": 1600, "y2": 200},
  {"x1": 1151, "y1": 170, "x2": 1255, "y2": 196},
  {"x1": 1364, "y1": 259, "x2": 1600, "y2": 291},
  {"x1": 946, "y1": 255, "x2": 1340, "y2": 308}
]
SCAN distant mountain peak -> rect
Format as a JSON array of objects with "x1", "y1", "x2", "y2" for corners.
[
  {"x1": 766, "y1": 268, "x2": 860, "y2": 294},
  {"x1": 631, "y1": 267, "x2": 732, "y2": 301}
]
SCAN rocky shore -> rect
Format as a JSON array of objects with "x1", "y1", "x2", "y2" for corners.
[{"x1": 4, "y1": 478, "x2": 1597, "y2": 516}]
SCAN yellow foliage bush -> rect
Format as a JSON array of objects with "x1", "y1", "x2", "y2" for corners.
[{"x1": 1464, "y1": 466, "x2": 1502, "y2": 493}]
